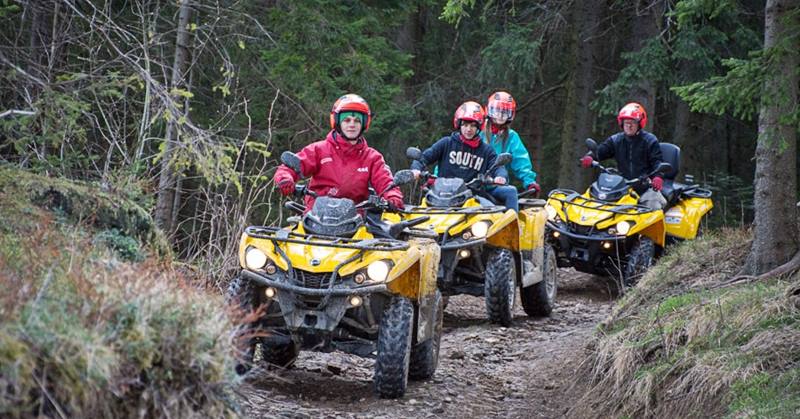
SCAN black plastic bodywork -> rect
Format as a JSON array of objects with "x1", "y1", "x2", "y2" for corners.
[
  {"x1": 303, "y1": 196, "x2": 362, "y2": 237},
  {"x1": 425, "y1": 178, "x2": 473, "y2": 207}
]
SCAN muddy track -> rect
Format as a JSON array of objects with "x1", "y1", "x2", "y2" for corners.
[{"x1": 237, "y1": 271, "x2": 615, "y2": 418}]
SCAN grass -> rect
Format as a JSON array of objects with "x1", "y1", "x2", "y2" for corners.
[
  {"x1": 0, "y1": 166, "x2": 241, "y2": 418},
  {"x1": 575, "y1": 228, "x2": 800, "y2": 418}
]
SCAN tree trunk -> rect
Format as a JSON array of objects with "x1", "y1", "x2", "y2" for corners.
[
  {"x1": 389, "y1": 2, "x2": 426, "y2": 168},
  {"x1": 742, "y1": 0, "x2": 799, "y2": 275},
  {"x1": 557, "y1": 1, "x2": 602, "y2": 190},
  {"x1": 626, "y1": 0, "x2": 665, "y2": 129},
  {"x1": 672, "y1": 98, "x2": 704, "y2": 181},
  {"x1": 155, "y1": 0, "x2": 193, "y2": 235},
  {"x1": 528, "y1": 102, "x2": 544, "y2": 182}
]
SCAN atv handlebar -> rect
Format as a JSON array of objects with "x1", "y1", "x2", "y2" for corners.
[
  {"x1": 285, "y1": 184, "x2": 403, "y2": 215},
  {"x1": 581, "y1": 159, "x2": 672, "y2": 189}
]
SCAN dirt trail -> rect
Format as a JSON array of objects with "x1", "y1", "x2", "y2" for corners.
[{"x1": 238, "y1": 271, "x2": 614, "y2": 418}]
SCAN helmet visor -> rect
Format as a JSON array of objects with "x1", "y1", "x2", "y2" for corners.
[{"x1": 487, "y1": 105, "x2": 514, "y2": 121}]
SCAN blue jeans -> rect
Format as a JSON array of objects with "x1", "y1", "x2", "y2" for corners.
[{"x1": 487, "y1": 185, "x2": 519, "y2": 212}]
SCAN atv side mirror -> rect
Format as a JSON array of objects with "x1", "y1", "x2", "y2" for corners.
[
  {"x1": 406, "y1": 147, "x2": 422, "y2": 161},
  {"x1": 494, "y1": 152, "x2": 513, "y2": 168},
  {"x1": 393, "y1": 169, "x2": 415, "y2": 187},
  {"x1": 585, "y1": 138, "x2": 598, "y2": 155},
  {"x1": 653, "y1": 162, "x2": 672, "y2": 176},
  {"x1": 281, "y1": 151, "x2": 303, "y2": 176}
]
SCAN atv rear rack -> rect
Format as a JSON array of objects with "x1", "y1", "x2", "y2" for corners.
[
  {"x1": 681, "y1": 186, "x2": 712, "y2": 198},
  {"x1": 548, "y1": 188, "x2": 658, "y2": 215},
  {"x1": 245, "y1": 226, "x2": 409, "y2": 251}
]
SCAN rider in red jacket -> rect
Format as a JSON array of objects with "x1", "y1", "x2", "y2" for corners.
[{"x1": 273, "y1": 94, "x2": 404, "y2": 211}]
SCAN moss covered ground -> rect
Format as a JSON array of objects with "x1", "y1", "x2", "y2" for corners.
[
  {"x1": 573, "y1": 228, "x2": 800, "y2": 418},
  {"x1": 0, "y1": 165, "x2": 241, "y2": 418}
]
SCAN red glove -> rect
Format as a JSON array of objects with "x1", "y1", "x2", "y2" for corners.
[
  {"x1": 580, "y1": 155, "x2": 593, "y2": 168},
  {"x1": 651, "y1": 176, "x2": 663, "y2": 192},
  {"x1": 424, "y1": 177, "x2": 436, "y2": 188},
  {"x1": 276, "y1": 179, "x2": 295, "y2": 196},
  {"x1": 387, "y1": 196, "x2": 405, "y2": 211},
  {"x1": 527, "y1": 182, "x2": 541, "y2": 194}
]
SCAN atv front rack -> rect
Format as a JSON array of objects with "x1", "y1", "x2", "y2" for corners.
[
  {"x1": 400, "y1": 205, "x2": 507, "y2": 215},
  {"x1": 548, "y1": 188, "x2": 658, "y2": 215},
  {"x1": 245, "y1": 226, "x2": 409, "y2": 251}
]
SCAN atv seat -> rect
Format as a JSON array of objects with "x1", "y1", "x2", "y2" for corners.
[
  {"x1": 659, "y1": 143, "x2": 680, "y2": 181},
  {"x1": 658, "y1": 143, "x2": 684, "y2": 204}
]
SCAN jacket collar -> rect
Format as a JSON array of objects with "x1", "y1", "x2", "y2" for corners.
[
  {"x1": 327, "y1": 130, "x2": 367, "y2": 154},
  {"x1": 458, "y1": 132, "x2": 481, "y2": 149}
]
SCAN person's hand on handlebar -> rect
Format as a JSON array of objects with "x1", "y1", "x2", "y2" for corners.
[
  {"x1": 276, "y1": 179, "x2": 295, "y2": 196},
  {"x1": 387, "y1": 196, "x2": 405, "y2": 211}
]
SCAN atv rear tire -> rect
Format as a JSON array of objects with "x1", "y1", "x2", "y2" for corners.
[
  {"x1": 623, "y1": 237, "x2": 655, "y2": 287},
  {"x1": 520, "y1": 245, "x2": 557, "y2": 317},
  {"x1": 227, "y1": 275, "x2": 259, "y2": 375},
  {"x1": 409, "y1": 290, "x2": 443, "y2": 380},
  {"x1": 374, "y1": 296, "x2": 413, "y2": 398},
  {"x1": 484, "y1": 248, "x2": 516, "y2": 326}
]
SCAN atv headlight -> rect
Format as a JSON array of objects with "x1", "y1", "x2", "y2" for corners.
[
  {"x1": 615, "y1": 221, "x2": 632, "y2": 236},
  {"x1": 470, "y1": 221, "x2": 492, "y2": 239},
  {"x1": 245, "y1": 247, "x2": 268, "y2": 270},
  {"x1": 367, "y1": 260, "x2": 392, "y2": 282},
  {"x1": 545, "y1": 204, "x2": 558, "y2": 221}
]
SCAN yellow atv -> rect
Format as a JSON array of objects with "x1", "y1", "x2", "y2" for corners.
[
  {"x1": 546, "y1": 138, "x2": 669, "y2": 286},
  {"x1": 228, "y1": 153, "x2": 442, "y2": 399},
  {"x1": 402, "y1": 148, "x2": 557, "y2": 327},
  {"x1": 545, "y1": 139, "x2": 711, "y2": 286}
]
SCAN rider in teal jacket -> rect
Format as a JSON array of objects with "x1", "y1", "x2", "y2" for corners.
[{"x1": 482, "y1": 91, "x2": 540, "y2": 193}]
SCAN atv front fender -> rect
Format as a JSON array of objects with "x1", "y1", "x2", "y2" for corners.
[{"x1": 486, "y1": 209, "x2": 520, "y2": 251}]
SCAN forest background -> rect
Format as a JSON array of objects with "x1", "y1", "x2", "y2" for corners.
[{"x1": 1, "y1": 0, "x2": 797, "y2": 281}]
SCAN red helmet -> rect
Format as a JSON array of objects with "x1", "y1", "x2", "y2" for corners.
[
  {"x1": 453, "y1": 101, "x2": 486, "y2": 130},
  {"x1": 329, "y1": 94, "x2": 372, "y2": 132},
  {"x1": 617, "y1": 102, "x2": 647, "y2": 130},
  {"x1": 487, "y1": 91, "x2": 517, "y2": 122}
]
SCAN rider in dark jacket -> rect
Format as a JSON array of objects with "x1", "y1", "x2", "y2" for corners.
[{"x1": 581, "y1": 102, "x2": 664, "y2": 196}]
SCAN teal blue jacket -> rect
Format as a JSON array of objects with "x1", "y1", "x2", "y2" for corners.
[{"x1": 480, "y1": 128, "x2": 537, "y2": 188}]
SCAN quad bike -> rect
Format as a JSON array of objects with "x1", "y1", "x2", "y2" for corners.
[
  {"x1": 658, "y1": 142, "x2": 714, "y2": 243},
  {"x1": 545, "y1": 139, "x2": 669, "y2": 286},
  {"x1": 545, "y1": 139, "x2": 712, "y2": 286},
  {"x1": 401, "y1": 147, "x2": 557, "y2": 327},
  {"x1": 228, "y1": 152, "x2": 442, "y2": 399}
]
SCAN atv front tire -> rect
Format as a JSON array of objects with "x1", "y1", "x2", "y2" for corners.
[
  {"x1": 484, "y1": 248, "x2": 516, "y2": 326},
  {"x1": 374, "y1": 296, "x2": 413, "y2": 398},
  {"x1": 227, "y1": 275, "x2": 259, "y2": 375},
  {"x1": 261, "y1": 332, "x2": 300, "y2": 369},
  {"x1": 409, "y1": 290, "x2": 443, "y2": 380},
  {"x1": 520, "y1": 245, "x2": 557, "y2": 317},
  {"x1": 623, "y1": 237, "x2": 655, "y2": 287}
]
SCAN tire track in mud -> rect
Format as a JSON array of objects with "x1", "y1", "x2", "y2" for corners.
[{"x1": 238, "y1": 271, "x2": 614, "y2": 418}]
